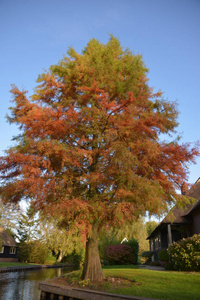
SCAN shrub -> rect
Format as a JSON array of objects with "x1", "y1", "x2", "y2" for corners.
[
  {"x1": 106, "y1": 244, "x2": 135, "y2": 265},
  {"x1": 168, "y1": 234, "x2": 200, "y2": 271},
  {"x1": 164, "y1": 261, "x2": 175, "y2": 271},
  {"x1": 45, "y1": 253, "x2": 57, "y2": 264},
  {"x1": 63, "y1": 251, "x2": 85, "y2": 266},
  {"x1": 141, "y1": 251, "x2": 154, "y2": 264},
  {"x1": 158, "y1": 250, "x2": 169, "y2": 262},
  {"x1": 98, "y1": 233, "x2": 120, "y2": 261},
  {"x1": 18, "y1": 240, "x2": 50, "y2": 264},
  {"x1": 123, "y1": 238, "x2": 139, "y2": 264}
]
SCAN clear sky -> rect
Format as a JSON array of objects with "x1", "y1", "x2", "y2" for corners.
[{"x1": 0, "y1": 0, "x2": 200, "y2": 185}]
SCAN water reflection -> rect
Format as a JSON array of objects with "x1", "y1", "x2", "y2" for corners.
[{"x1": 0, "y1": 267, "x2": 75, "y2": 300}]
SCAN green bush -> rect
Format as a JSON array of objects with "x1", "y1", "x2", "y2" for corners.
[
  {"x1": 164, "y1": 261, "x2": 175, "y2": 270},
  {"x1": 98, "y1": 234, "x2": 120, "y2": 261},
  {"x1": 168, "y1": 234, "x2": 200, "y2": 271},
  {"x1": 123, "y1": 238, "x2": 139, "y2": 264},
  {"x1": 45, "y1": 253, "x2": 57, "y2": 264},
  {"x1": 63, "y1": 251, "x2": 85, "y2": 266},
  {"x1": 18, "y1": 240, "x2": 50, "y2": 264},
  {"x1": 141, "y1": 251, "x2": 154, "y2": 264},
  {"x1": 158, "y1": 250, "x2": 169, "y2": 262}
]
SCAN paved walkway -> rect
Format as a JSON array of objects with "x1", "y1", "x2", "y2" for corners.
[{"x1": 138, "y1": 265, "x2": 165, "y2": 271}]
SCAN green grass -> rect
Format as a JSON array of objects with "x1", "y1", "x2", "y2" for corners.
[
  {"x1": 102, "y1": 265, "x2": 200, "y2": 300},
  {"x1": 0, "y1": 262, "x2": 40, "y2": 268},
  {"x1": 0, "y1": 261, "x2": 73, "y2": 268}
]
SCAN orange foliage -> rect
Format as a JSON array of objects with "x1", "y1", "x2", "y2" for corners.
[{"x1": 0, "y1": 37, "x2": 199, "y2": 236}]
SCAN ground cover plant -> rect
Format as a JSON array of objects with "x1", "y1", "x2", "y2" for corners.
[{"x1": 52, "y1": 266, "x2": 200, "y2": 300}]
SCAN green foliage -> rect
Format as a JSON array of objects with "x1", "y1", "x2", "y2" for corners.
[
  {"x1": 141, "y1": 251, "x2": 154, "y2": 258},
  {"x1": 63, "y1": 251, "x2": 85, "y2": 266},
  {"x1": 123, "y1": 238, "x2": 139, "y2": 264},
  {"x1": 78, "y1": 279, "x2": 91, "y2": 287},
  {"x1": 38, "y1": 213, "x2": 84, "y2": 263},
  {"x1": 168, "y1": 234, "x2": 200, "y2": 271},
  {"x1": 16, "y1": 209, "x2": 38, "y2": 243},
  {"x1": 45, "y1": 253, "x2": 57, "y2": 264},
  {"x1": 141, "y1": 251, "x2": 154, "y2": 264},
  {"x1": 65, "y1": 270, "x2": 82, "y2": 284},
  {"x1": 146, "y1": 221, "x2": 158, "y2": 236},
  {"x1": 98, "y1": 228, "x2": 120, "y2": 261},
  {"x1": 158, "y1": 250, "x2": 169, "y2": 262},
  {"x1": 18, "y1": 240, "x2": 51, "y2": 264},
  {"x1": 0, "y1": 201, "x2": 21, "y2": 236},
  {"x1": 99, "y1": 217, "x2": 148, "y2": 264}
]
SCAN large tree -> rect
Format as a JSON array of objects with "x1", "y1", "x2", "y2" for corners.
[{"x1": 0, "y1": 36, "x2": 198, "y2": 281}]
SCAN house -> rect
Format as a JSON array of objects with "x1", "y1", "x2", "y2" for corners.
[
  {"x1": 147, "y1": 178, "x2": 200, "y2": 261},
  {"x1": 0, "y1": 227, "x2": 18, "y2": 262}
]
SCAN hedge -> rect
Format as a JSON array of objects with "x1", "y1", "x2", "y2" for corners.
[{"x1": 168, "y1": 234, "x2": 200, "y2": 271}]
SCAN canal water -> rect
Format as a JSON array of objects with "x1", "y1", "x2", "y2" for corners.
[{"x1": 0, "y1": 267, "x2": 75, "y2": 300}]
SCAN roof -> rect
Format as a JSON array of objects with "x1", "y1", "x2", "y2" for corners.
[
  {"x1": 147, "y1": 178, "x2": 200, "y2": 239},
  {"x1": 0, "y1": 227, "x2": 16, "y2": 247}
]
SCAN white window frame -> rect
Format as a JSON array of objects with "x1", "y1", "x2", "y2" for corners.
[
  {"x1": 9, "y1": 247, "x2": 16, "y2": 254},
  {"x1": 0, "y1": 246, "x2": 4, "y2": 253}
]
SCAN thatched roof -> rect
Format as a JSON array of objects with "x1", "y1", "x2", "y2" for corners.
[
  {"x1": 147, "y1": 178, "x2": 200, "y2": 239},
  {"x1": 0, "y1": 227, "x2": 16, "y2": 247}
]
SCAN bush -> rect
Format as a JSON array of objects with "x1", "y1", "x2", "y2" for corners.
[
  {"x1": 45, "y1": 253, "x2": 57, "y2": 264},
  {"x1": 18, "y1": 240, "x2": 50, "y2": 264},
  {"x1": 123, "y1": 238, "x2": 139, "y2": 264},
  {"x1": 158, "y1": 250, "x2": 169, "y2": 262},
  {"x1": 168, "y1": 234, "x2": 200, "y2": 271},
  {"x1": 106, "y1": 244, "x2": 135, "y2": 265},
  {"x1": 164, "y1": 261, "x2": 175, "y2": 271},
  {"x1": 98, "y1": 233, "x2": 120, "y2": 261},
  {"x1": 62, "y1": 251, "x2": 85, "y2": 266},
  {"x1": 141, "y1": 251, "x2": 154, "y2": 264}
]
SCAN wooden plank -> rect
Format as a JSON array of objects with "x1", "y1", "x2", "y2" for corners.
[{"x1": 39, "y1": 282, "x2": 161, "y2": 300}]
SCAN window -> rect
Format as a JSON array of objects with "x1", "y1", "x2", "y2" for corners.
[
  {"x1": 155, "y1": 234, "x2": 161, "y2": 250},
  {"x1": 0, "y1": 246, "x2": 4, "y2": 253},
  {"x1": 150, "y1": 239, "x2": 154, "y2": 251},
  {"x1": 9, "y1": 247, "x2": 16, "y2": 254}
]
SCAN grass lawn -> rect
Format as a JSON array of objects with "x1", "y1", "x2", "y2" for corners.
[
  {"x1": 102, "y1": 265, "x2": 200, "y2": 300},
  {"x1": 0, "y1": 262, "x2": 39, "y2": 268},
  {"x1": 0, "y1": 261, "x2": 72, "y2": 268},
  {"x1": 58, "y1": 265, "x2": 200, "y2": 300}
]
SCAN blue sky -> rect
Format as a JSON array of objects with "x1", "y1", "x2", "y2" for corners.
[{"x1": 0, "y1": 0, "x2": 200, "y2": 185}]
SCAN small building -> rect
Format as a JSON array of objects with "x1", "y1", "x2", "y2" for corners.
[
  {"x1": 0, "y1": 227, "x2": 18, "y2": 262},
  {"x1": 147, "y1": 178, "x2": 200, "y2": 261}
]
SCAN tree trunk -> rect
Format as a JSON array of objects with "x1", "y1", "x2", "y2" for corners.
[
  {"x1": 57, "y1": 251, "x2": 65, "y2": 263},
  {"x1": 81, "y1": 223, "x2": 105, "y2": 281}
]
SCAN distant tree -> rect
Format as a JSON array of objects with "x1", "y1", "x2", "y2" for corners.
[
  {"x1": 146, "y1": 220, "x2": 158, "y2": 236},
  {"x1": 0, "y1": 36, "x2": 199, "y2": 281},
  {"x1": 18, "y1": 239, "x2": 50, "y2": 264},
  {"x1": 39, "y1": 214, "x2": 83, "y2": 263},
  {"x1": 16, "y1": 208, "x2": 38, "y2": 242},
  {"x1": 0, "y1": 200, "x2": 20, "y2": 238},
  {"x1": 113, "y1": 217, "x2": 149, "y2": 254}
]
